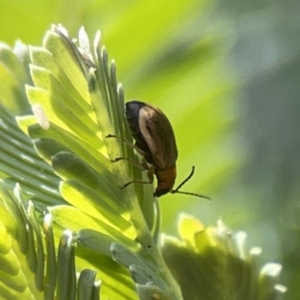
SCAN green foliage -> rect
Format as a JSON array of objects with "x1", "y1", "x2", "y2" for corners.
[
  {"x1": 162, "y1": 215, "x2": 286, "y2": 300},
  {"x1": 1, "y1": 0, "x2": 299, "y2": 298},
  {"x1": 0, "y1": 24, "x2": 286, "y2": 299},
  {"x1": 0, "y1": 0, "x2": 239, "y2": 232}
]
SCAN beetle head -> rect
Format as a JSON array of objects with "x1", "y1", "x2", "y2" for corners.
[{"x1": 154, "y1": 166, "x2": 176, "y2": 197}]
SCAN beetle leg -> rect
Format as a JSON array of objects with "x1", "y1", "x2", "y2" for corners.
[
  {"x1": 121, "y1": 176, "x2": 153, "y2": 189},
  {"x1": 106, "y1": 134, "x2": 144, "y2": 154},
  {"x1": 121, "y1": 164, "x2": 154, "y2": 189},
  {"x1": 146, "y1": 165, "x2": 154, "y2": 182},
  {"x1": 141, "y1": 158, "x2": 150, "y2": 171},
  {"x1": 111, "y1": 157, "x2": 147, "y2": 171},
  {"x1": 122, "y1": 179, "x2": 153, "y2": 189},
  {"x1": 107, "y1": 134, "x2": 155, "y2": 190}
]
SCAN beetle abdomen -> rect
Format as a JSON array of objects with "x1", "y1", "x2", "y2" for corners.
[{"x1": 126, "y1": 100, "x2": 178, "y2": 170}]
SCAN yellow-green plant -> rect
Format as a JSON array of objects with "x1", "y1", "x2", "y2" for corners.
[{"x1": 0, "y1": 25, "x2": 286, "y2": 300}]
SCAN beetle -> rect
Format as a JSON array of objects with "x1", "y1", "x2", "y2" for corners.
[{"x1": 108, "y1": 100, "x2": 210, "y2": 199}]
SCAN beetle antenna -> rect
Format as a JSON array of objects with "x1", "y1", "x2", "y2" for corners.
[
  {"x1": 171, "y1": 166, "x2": 211, "y2": 200},
  {"x1": 171, "y1": 190, "x2": 211, "y2": 200},
  {"x1": 173, "y1": 166, "x2": 196, "y2": 192}
]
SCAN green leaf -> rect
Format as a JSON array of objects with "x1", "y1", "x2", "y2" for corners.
[
  {"x1": 161, "y1": 214, "x2": 286, "y2": 300},
  {"x1": 0, "y1": 43, "x2": 30, "y2": 114},
  {"x1": 0, "y1": 18, "x2": 287, "y2": 299}
]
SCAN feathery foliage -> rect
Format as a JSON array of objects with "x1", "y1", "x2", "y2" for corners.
[{"x1": 0, "y1": 25, "x2": 286, "y2": 299}]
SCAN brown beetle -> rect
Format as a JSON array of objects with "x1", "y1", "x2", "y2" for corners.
[{"x1": 108, "y1": 100, "x2": 210, "y2": 199}]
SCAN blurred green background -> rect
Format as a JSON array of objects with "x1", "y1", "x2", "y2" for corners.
[{"x1": 0, "y1": 0, "x2": 299, "y2": 298}]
